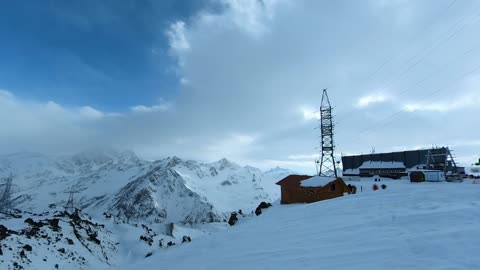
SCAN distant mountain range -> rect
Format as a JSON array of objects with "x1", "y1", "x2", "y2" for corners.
[{"x1": 0, "y1": 150, "x2": 296, "y2": 224}]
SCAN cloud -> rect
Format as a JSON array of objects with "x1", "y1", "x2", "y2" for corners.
[
  {"x1": 0, "y1": 90, "x2": 112, "y2": 154},
  {"x1": 0, "y1": 89, "x2": 15, "y2": 100},
  {"x1": 78, "y1": 106, "x2": 105, "y2": 118},
  {"x1": 2, "y1": 0, "x2": 480, "y2": 174},
  {"x1": 213, "y1": 0, "x2": 281, "y2": 37},
  {"x1": 167, "y1": 21, "x2": 190, "y2": 53},
  {"x1": 287, "y1": 153, "x2": 318, "y2": 160},
  {"x1": 206, "y1": 133, "x2": 259, "y2": 161},
  {"x1": 402, "y1": 90, "x2": 480, "y2": 112},
  {"x1": 356, "y1": 94, "x2": 390, "y2": 108},
  {"x1": 130, "y1": 99, "x2": 172, "y2": 113},
  {"x1": 301, "y1": 107, "x2": 320, "y2": 120}
]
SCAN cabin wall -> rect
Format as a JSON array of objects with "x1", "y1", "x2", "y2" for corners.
[{"x1": 279, "y1": 180, "x2": 350, "y2": 204}]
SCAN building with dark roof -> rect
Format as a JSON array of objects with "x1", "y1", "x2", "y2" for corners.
[{"x1": 341, "y1": 147, "x2": 464, "y2": 179}]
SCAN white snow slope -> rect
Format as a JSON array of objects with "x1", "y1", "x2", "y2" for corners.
[{"x1": 122, "y1": 179, "x2": 480, "y2": 270}]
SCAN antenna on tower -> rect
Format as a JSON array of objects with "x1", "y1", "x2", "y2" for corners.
[
  {"x1": 318, "y1": 89, "x2": 338, "y2": 178},
  {"x1": 64, "y1": 188, "x2": 80, "y2": 214},
  {"x1": 0, "y1": 174, "x2": 14, "y2": 216}
]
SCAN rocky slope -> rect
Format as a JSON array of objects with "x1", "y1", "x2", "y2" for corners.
[{"x1": 0, "y1": 211, "x2": 117, "y2": 270}]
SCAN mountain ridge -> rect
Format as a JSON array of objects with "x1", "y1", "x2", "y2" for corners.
[{"x1": 0, "y1": 150, "x2": 294, "y2": 225}]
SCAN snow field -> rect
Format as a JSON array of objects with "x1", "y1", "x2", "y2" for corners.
[{"x1": 123, "y1": 179, "x2": 480, "y2": 270}]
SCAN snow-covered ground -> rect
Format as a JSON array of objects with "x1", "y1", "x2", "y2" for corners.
[{"x1": 120, "y1": 178, "x2": 480, "y2": 270}]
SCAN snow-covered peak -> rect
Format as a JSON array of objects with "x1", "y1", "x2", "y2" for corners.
[
  {"x1": 119, "y1": 150, "x2": 139, "y2": 161},
  {"x1": 264, "y1": 166, "x2": 297, "y2": 175},
  {"x1": 165, "y1": 156, "x2": 185, "y2": 168},
  {"x1": 210, "y1": 158, "x2": 240, "y2": 171},
  {"x1": 71, "y1": 148, "x2": 120, "y2": 167}
]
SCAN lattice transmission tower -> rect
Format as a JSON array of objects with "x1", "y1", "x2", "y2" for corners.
[
  {"x1": 0, "y1": 174, "x2": 14, "y2": 215},
  {"x1": 317, "y1": 89, "x2": 338, "y2": 178},
  {"x1": 64, "y1": 188, "x2": 80, "y2": 214}
]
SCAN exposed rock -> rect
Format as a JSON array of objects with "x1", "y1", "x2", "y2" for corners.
[
  {"x1": 228, "y1": 212, "x2": 238, "y2": 226},
  {"x1": 182, "y1": 236, "x2": 192, "y2": 243},
  {"x1": 255, "y1": 201, "x2": 272, "y2": 216}
]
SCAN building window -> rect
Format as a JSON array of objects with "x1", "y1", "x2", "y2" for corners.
[{"x1": 330, "y1": 184, "x2": 336, "y2": 192}]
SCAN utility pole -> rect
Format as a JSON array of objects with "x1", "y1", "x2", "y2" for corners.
[
  {"x1": 318, "y1": 89, "x2": 337, "y2": 178},
  {"x1": 64, "y1": 188, "x2": 80, "y2": 214},
  {"x1": 0, "y1": 174, "x2": 13, "y2": 215}
]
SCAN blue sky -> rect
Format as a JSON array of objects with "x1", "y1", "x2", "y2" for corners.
[
  {"x1": 0, "y1": 1, "x2": 209, "y2": 111},
  {"x1": 0, "y1": 0, "x2": 479, "y2": 172}
]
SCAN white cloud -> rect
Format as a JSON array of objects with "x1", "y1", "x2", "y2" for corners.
[
  {"x1": 215, "y1": 0, "x2": 281, "y2": 37},
  {"x1": 130, "y1": 104, "x2": 168, "y2": 113},
  {"x1": 78, "y1": 106, "x2": 105, "y2": 118},
  {"x1": 158, "y1": 0, "x2": 480, "y2": 168},
  {"x1": 130, "y1": 98, "x2": 172, "y2": 113},
  {"x1": 2, "y1": 0, "x2": 480, "y2": 172},
  {"x1": 356, "y1": 94, "x2": 390, "y2": 108},
  {"x1": 45, "y1": 101, "x2": 64, "y2": 113},
  {"x1": 166, "y1": 21, "x2": 190, "y2": 53},
  {"x1": 287, "y1": 153, "x2": 318, "y2": 160},
  {"x1": 0, "y1": 89, "x2": 15, "y2": 100},
  {"x1": 258, "y1": 159, "x2": 315, "y2": 172},
  {"x1": 301, "y1": 107, "x2": 320, "y2": 120},
  {"x1": 403, "y1": 91, "x2": 480, "y2": 112},
  {"x1": 0, "y1": 90, "x2": 112, "y2": 154},
  {"x1": 204, "y1": 133, "x2": 260, "y2": 162}
]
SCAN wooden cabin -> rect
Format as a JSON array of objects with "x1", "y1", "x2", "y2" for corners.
[{"x1": 276, "y1": 175, "x2": 351, "y2": 204}]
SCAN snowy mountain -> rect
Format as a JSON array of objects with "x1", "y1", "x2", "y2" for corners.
[
  {"x1": 0, "y1": 150, "x2": 292, "y2": 225},
  {"x1": 3, "y1": 161, "x2": 479, "y2": 270},
  {"x1": 109, "y1": 160, "x2": 223, "y2": 224}
]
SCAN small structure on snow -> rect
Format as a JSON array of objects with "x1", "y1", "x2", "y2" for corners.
[
  {"x1": 409, "y1": 170, "x2": 445, "y2": 183},
  {"x1": 276, "y1": 175, "x2": 351, "y2": 204}
]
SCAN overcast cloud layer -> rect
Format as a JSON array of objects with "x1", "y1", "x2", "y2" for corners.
[{"x1": 1, "y1": 0, "x2": 480, "y2": 173}]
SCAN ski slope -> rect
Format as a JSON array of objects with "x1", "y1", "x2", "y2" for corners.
[{"x1": 122, "y1": 179, "x2": 480, "y2": 270}]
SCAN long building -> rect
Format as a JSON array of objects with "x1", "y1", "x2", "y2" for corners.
[{"x1": 341, "y1": 147, "x2": 464, "y2": 179}]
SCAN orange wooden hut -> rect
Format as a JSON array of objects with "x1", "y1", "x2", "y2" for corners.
[{"x1": 276, "y1": 175, "x2": 351, "y2": 204}]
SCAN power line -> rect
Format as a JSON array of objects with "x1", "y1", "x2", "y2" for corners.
[
  {"x1": 0, "y1": 174, "x2": 14, "y2": 215},
  {"x1": 64, "y1": 188, "x2": 80, "y2": 214},
  {"x1": 360, "y1": 0, "x2": 459, "y2": 85},
  {"x1": 394, "y1": 45, "x2": 480, "y2": 97},
  {"x1": 376, "y1": 6, "x2": 480, "y2": 92},
  {"x1": 354, "y1": 61, "x2": 480, "y2": 139},
  {"x1": 335, "y1": 43, "x2": 480, "y2": 126},
  {"x1": 335, "y1": 3, "x2": 480, "y2": 124}
]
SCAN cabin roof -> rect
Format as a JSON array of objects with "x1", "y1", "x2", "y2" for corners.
[{"x1": 276, "y1": 175, "x2": 311, "y2": 187}]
